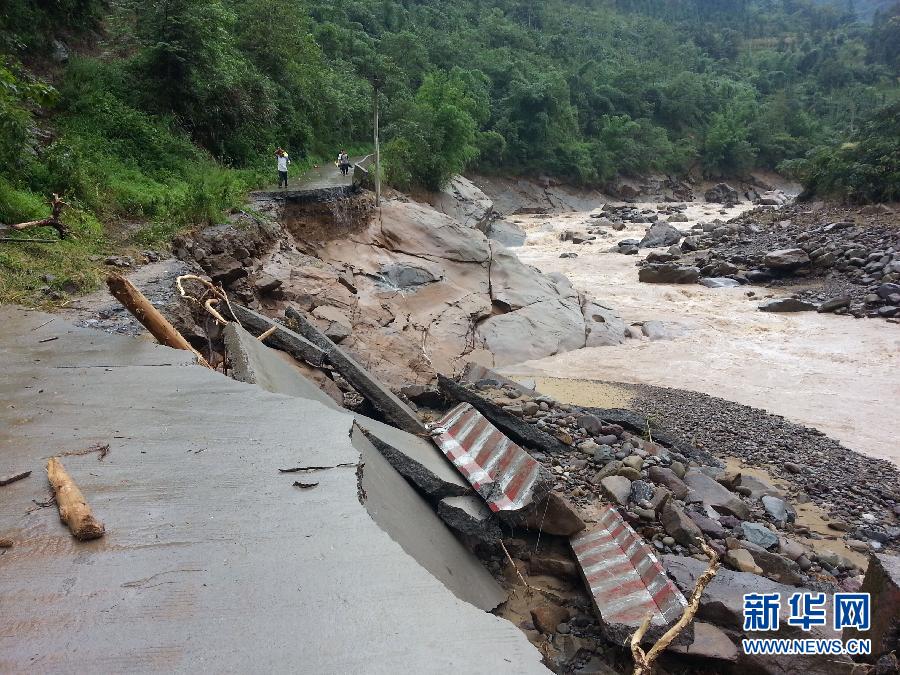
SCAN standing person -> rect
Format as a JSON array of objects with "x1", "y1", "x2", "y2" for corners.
[
  {"x1": 276, "y1": 148, "x2": 290, "y2": 188},
  {"x1": 337, "y1": 150, "x2": 351, "y2": 177}
]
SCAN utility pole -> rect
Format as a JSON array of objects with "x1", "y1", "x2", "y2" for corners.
[{"x1": 373, "y1": 81, "x2": 381, "y2": 208}]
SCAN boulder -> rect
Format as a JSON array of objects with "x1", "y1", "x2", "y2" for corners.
[
  {"x1": 380, "y1": 262, "x2": 441, "y2": 288},
  {"x1": 687, "y1": 512, "x2": 727, "y2": 539},
  {"x1": 817, "y1": 296, "x2": 851, "y2": 313},
  {"x1": 761, "y1": 495, "x2": 795, "y2": 525},
  {"x1": 638, "y1": 264, "x2": 700, "y2": 284},
  {"x1": 531, "y1": 605, "x2": 571, "y2": 634},
  {"x1": 700, "y1": 277, "x2": 740, "y2": 288},
  {"x1": 704, "y1": 183, "x2": 740, "y2": 204},
  {"x1": 667, "y1": 622, "x2": 738, "y2": 663},
  {"x1": 582, "y1": 300, "x2": 628, "y2": 347},
  {"x1": 522, "y1": 492, "x2": 586, "y2": 536},
  {"x1": 741, "y1": 522, "x2": 779, "y2": 549},
  {"x1": 759, "y1": 298, "x2": 817, "y2": 312},
  {"x1": 312, "y1": 305, "x2": 353, "y2": 343},
  {"x1": 648, "y1": 466, "x2": 689, "y2": 500},
  {"x1": 844, "y1": 553, "x2": 900, "y2": 660},
  {"x1": 725, "y1": 548, "x2": 763, "y2": 574},
  {"x1": 764, "y1": 248, "x2": 811, "y2": 270},
  {"x1": 639, "y1": 223, "x2": 682, "y2": 248},
  {"x1": 428, "y1": 175, "x2": 494, "y2": 231},
  {"x1": 640, "y1": 320, "x2": 672, "y2": 341},
  {"x1": 530, "y1": 552, "x2": 579, "y2": 580},
  {"x1": 661, "y1": 501, "x2": 704, "y2": 547},
  {"x1": 683, "y1": 470, "x2": 750, "y2": 520},
  {"x1": 600, "y1": 476, "x2": 632, "y2": 507},
  {"x1": 740, "y1": 541, "x2": 803, "y2": 585}
]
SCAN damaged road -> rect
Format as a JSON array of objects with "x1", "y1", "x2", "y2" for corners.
[{"x1": 0, "y1": 307, "x2": 547, "y2": 673}]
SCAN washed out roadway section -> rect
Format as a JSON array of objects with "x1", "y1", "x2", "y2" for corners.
[{"x1": 0, "y1": 307, "x2": 546, "y2": 673}]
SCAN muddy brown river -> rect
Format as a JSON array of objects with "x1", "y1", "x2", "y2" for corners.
[{"x1": 499, "y1": 201, "x2": 900, "y2": 467}]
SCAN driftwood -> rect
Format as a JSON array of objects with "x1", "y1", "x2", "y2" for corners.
[
  {"x1": 106, "y1": 273, "x2": 212, "y2": 368},
  {"x1": 0, "y1": 470, "x2": 31, "y2": 486},
  {"x1": 46, "y1": 457, "x2": 105, "y2": 541},
  {"x1": 630, "y1": 540, "x2": 721, "y2": 675},
  {"x1": 8, "y1": 194, "x2": 70, "y2": 239},
  {"x1": 0, "y1": 538, "x2": 13, "y2": 548}
]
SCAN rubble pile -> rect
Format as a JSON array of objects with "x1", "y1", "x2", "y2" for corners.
[
  {"x1": 683, "y1": 203, "x2": 900, "y2": 319},
  {"x1": 434, "y1": 368, "x2": 899, "y2": 673}
]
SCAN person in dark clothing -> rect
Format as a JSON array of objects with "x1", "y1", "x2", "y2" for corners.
[{"x1": 337, "y1": 150, "x2": 351, "y2": 177}]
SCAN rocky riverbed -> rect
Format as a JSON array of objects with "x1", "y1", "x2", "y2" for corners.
[{"x1": 495, "y1": 194, "x2": 900, "y2": 467}]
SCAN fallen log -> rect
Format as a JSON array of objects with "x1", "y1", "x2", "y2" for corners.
[
  {"x1": 7, "y1": 194, "x2": 70, "y2": 239},
  {"x1": 46, "y1": 457, "x2": 105, "y2": 541},
  {"x1": 106, "y1": 273, "x2": 212, "y2": 368},
  {"x1": 630, "y1": 540, "x2": 720, "y2": 675}
]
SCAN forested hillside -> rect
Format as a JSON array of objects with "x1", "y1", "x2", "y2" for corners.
[{"x1": 1, "y1": 0, "x2": 898, "y2": 248}]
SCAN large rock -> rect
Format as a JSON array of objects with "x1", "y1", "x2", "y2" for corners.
[
  {"x1": 522, "y1": 492, "x2": 586, "y2": 536},
  {"x1": 683, "y1": 470, "x2": 750, "y2": 520},
  {"x1": 380, "y1": 262, "x2": 442, "y2": 289},
  {"x1": 759, "y1": 298, "x2": 817, "y2": 312},
  {"x1": 667, "y1": 622, "x2": 738, "y2": 663},
  {"x1": 428, "y1": 175, "x2": 494, "y2": 231},
  {"x1": 661, "y1": 501, "x2": 703, "y2": 547},
  {"x1": 664, "y1": 555, "x2": 855, "y2": 674},
  {"x1": 741, "y1": 522, "x2": 779, "y2": 549},
  {"x1": 600, "y1": 475, "x2": 632, "y2": 507},
  {"x1": 704, "y1": 183, "x2": 739, "y2": 205},
  {"x1": 639, "y1": 223, "x2": 681, "y2": 248},
  {"x1": 764, "y1": 248, "x2": 811, "y2": 270},
  {"x1": 581, "y1": 300, "x2": 627, "y2": 347},
  {"x1": 638, "y1": 263, "x2": 700, "y2": 284},
  {"x1": 740, "y1": 541, "x2": 803, "y2": 585},
  {"x1": 844, "y1": 553, "x2": 900, "y2": 660},
  {"x1": 648, "y1": 466, "x2": 689, "y2": 500}
]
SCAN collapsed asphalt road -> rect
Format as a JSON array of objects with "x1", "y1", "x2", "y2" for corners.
[{"x1": 0, "y1": 306, "x2": 546, "y2": 673}]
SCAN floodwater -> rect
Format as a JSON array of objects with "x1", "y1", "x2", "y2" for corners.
[{"x1": 500, "y1": 201, "x2": 900, "y2": 467}]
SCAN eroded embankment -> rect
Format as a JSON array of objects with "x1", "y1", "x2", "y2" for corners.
[{"x1": 168, "y1": 186, "x2": 626, "y2": 389}]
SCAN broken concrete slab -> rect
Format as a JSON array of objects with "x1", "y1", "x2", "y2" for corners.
[
  {"x1": 683, "y1": 470, "x2": 751, "y2": 520},
  {"x1": 223, "y1": 323, "x2": 339, "y2": 409},
  {"x1": 286, "y1": 306, "x2": 426, "y2": 435},
  {"x1": 437, "y1": 495, "x2": 502, "y2": 543},
  {"x1": 355, "y1": 417, "x2": 470, "y2": 499},
  {"x1": 353, "y1": 424, "x2": 506, "y2": 611},
  {"x1": 438, "y1": 374, "x2": 571, "y2": 454},
  {"x1": 431, "y1": 403, "x2": 549, "y2": 516},
  {"x1": 0, "y1": 307, "x2": 547, "y2": 673},
  {"x1": 570, "y1": 505, "x2": 688, "y2": 646},
  {"x1": 225, "y1": 302, "x2": 327, "y2": 367},
  {"x1": 844, "y1": 553, "x2": 900, "y2": 660}
]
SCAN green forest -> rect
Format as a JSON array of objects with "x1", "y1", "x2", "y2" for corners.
[{"x1": 1, "y1": 0, "x2": 899, "y2": 301}]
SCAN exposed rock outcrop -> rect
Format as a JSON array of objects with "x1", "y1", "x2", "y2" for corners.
[{"x1": 176, "y1": 183, "x2": 627, "y2": 387}]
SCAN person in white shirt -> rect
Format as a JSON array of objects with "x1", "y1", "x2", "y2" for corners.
[{"x1": 276, "y1": 148, "x2": 290, "y2": 188}]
